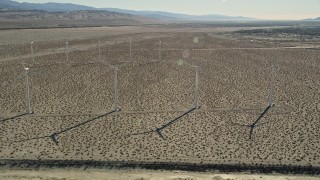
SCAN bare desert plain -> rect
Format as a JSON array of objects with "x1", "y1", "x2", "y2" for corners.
[{"x1": 0, "y1": 24, "x2": 320, "y2": 175}]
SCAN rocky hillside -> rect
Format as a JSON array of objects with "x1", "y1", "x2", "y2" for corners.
[
  {"x1": 0, "y1": 9, "x2": 158, "y2": 29},
  {"x1": 0, "y1": 9, "x2": 153, "y2": 21}
]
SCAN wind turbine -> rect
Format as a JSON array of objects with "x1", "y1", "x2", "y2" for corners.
[
  {"x1": 194, "y1": 66, "x2": 200, "y2": 109},
  {"x1": 129, "y1": 37, "x2": 132, "y2": 63},
  {"x1": 1, "y1": 64, "x2": 34, "y2": 122},
  {"x1": 113, "y1": 66, "x2": 121, "y2": 112},
  {"x1": 98, "y1": 39, "x2": 101, "y2": 62},
  {"x1": 65, "y1": 41, "x2": 69, "y2": 64},
  {"x1": 30, "y1": 42, "x2": 35, "y2": 64},
  {"x1": 131, "y1": 62, "x2": 201, "y2": 139},
  {"x1": 233, "y1": 63, "x2": 276, "y2": 141},
  {"x1": 49, "y1": 64, "x2": 123, "y2": 144},
  {"x1": 23, "y1": 67, "x2": 32, "y2": 114},
  {"x1": 159, "y1": 39, "x2": 162, "y2": 61},
  {"x1": 99, "y1": 54, "x2": 132, "y2": 112}
]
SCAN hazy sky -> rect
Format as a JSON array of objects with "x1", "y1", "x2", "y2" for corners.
[{"x1": 14, "y1": 0, "x2": 320, "y2": 20}]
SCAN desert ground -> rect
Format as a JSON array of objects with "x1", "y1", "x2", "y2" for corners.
[
  {"x1": 0, "y1": 25, "x2": 319, "y2": 173},
  {"x1": 1, "y1": 168, "x2": 320, "y2": 180}
]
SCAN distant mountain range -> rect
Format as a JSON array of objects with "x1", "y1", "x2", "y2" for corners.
[
  {"x1": 0, "y1": 0, "x2": 96, "y2": 12},
  {"x1": 303, "y1": 17, "x2": 320, "y2": 21},
  {"x1": 0, "y1": 9, "x2": 152, "y2": 21},
  {"x1": 99, "y1": 8, "x2": 256, "y2": 21},
  {"x1": 0, "y1": 8, "x2": 159, "y2": 30},
  {"x1": 0, "y1": 0, "x2": 257, "y2": 21}
]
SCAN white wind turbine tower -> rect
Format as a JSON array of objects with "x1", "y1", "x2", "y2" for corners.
[
  {"x1": 131, "y1": 61, "x2": 201, "y2": 139},
  {"x1": 30, "y1": 42, "x2": 35, "y2": 64},
  {"x1": 98, "y1": 39, "x2": 102, "y2": 62},
  {"x1": 194, "y1": 66, "x2": 200, "y2": 109},
  {"x1": 129, "y1": 37, "x2": 132, "y2": 63},
  {"x1": 0, "y1": 63, "x2": 34, "y2": 122},
  {"x1": 113, "y1": 66, "x2": 121, "y2": 112},
  {"x1": 65, "y1": 41, "x2": 69, "y2": 64},
  {"x1": 268, "y1": 63, "x2": 275, "y2": 107},
  {"x1": 159, "y1": 39, "x2": 162, "y2": 61},
  {"x1": 230, "y1": 60, "x2": 277, "y2": 141},
  {"x1": 23, "y1": 67, "x2": 32, "y2": 114}
]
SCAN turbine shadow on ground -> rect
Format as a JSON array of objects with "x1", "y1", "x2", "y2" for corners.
[
  {"x1": 231, "y1": 105, "x2": 272, "y2": 141},
  {"x1": 9, "y1": 110, "x2": 116, "y2": 145},
  {"x1": 129, "y1": 107, "x2": 197, "y2": 140},
  {"x1": 0, "y1": 112, "x2": 33, "y2": 123}
]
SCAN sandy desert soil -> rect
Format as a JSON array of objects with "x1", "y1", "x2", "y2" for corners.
[
  {"x1": 0, "y1": 25, "x2": 262, "y2": 45},
  {"x1": 0, "y1": 26, "x2": 319, "y2": 169},
  {"x1": 1, "y1": 168, "x2": 320, "y2": 180}
]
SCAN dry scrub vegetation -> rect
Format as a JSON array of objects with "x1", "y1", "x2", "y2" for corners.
[{"x1": 0, "y1": 31, "x2": 319, "y2": 167}]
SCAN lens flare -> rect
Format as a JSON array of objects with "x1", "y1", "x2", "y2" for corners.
[
  {"x1": 193, "y1": 37, "x2": 199, "y2": 43},
  {"x1": 135, "y1": 118, "x2": 142, "y2": 126},
  {"x1": 182, "y1": 50, "x2": 190, "y2": 59},
  {"x1": 177, "y1": 59, "x2": 184, "y2": 66}
]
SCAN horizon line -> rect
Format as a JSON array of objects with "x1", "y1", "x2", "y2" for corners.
[{"x1": 8, "y1": 0, "x2": 320, "y2": 20}]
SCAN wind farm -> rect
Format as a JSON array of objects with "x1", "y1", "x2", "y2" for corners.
[{"x1": 1, "y1": 27, "x2": 319, "y2": 170}]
